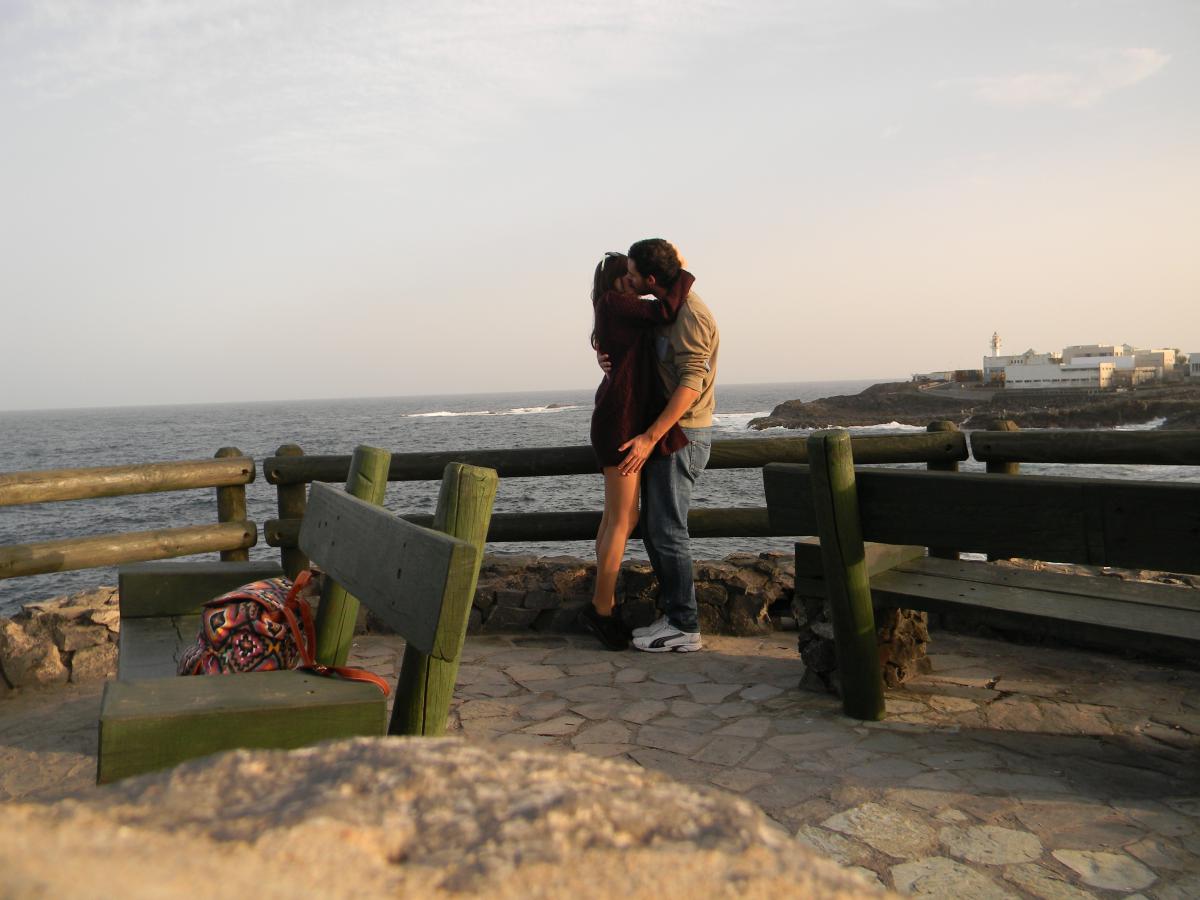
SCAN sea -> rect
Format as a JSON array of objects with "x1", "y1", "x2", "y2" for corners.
[{"x1": 2, "y1": 379, "x2": 1198, "y2": 619}]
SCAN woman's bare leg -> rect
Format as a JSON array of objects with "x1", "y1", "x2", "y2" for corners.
[{"x1": 592, "y1": 467, "x2": 640, "y2": 616}]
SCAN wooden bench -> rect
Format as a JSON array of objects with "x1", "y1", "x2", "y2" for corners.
[
  {"x1": 763, "y1": 429, "x2": 1200, "y2": 720},
  {"x1": 98, "y1": 449, "x2": 498, "y2": 783}
]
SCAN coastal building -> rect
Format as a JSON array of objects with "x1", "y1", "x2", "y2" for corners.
[
  {"x1": 1005, "y1": 362, "x2": 1115, "y2": 390},
  {"x1": 983, "y1": 348, "x2": 1059, "y2": 384},
  {"x1": 1190, "y1": 354, "x2": 1200, "y2": 378},
  {"x1": 1062, "y1": 344, "x2": 1124, "y2": 362}
]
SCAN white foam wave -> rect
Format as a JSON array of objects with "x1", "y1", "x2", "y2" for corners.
[
  {"x1": 1114, "y1": 417, "x2": 1166, "y2": 431},
  {"x1": 845, "y1": 421, "x2": 926, "y2": 433},
  {"x1": 712, "y1": 411, "x2": 770, "y2": 431},
  {"x1": 403, "y1": 405, "x2": 581, "y2": 419}
]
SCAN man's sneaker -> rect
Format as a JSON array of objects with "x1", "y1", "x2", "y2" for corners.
[
  {"x1": 579, "y1": 604, "x2": 631, "y2": 651},
  {"x1": 631, "y1": 618, "x2": 702, "y2": 653},
  {"x1": 631, "y1": 615, "x2": 669, "y2": 639}
]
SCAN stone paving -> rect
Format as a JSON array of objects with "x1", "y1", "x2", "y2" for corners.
[{"x1": 3, "y1": 629, "x2": 1200, "y2": 897}]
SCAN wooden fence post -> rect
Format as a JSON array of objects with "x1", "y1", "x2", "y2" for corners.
[
  {"x1": 214, "y1": 447, "x2": 249, "y2": 562},
  {"x1": 808, "y1": 430, "x2": 885, "y2": 721},
  {"x1": 313, "y1": 445, "x2": 392, "y2": 667},
  {"x1": 926, "y1": 421, "x2": 960, "y2": 560},
  {"x1": 984, "y1": 420, "x2": 1019, "y2": 562},
  {"x1": 985, "y1": 420, "x2": 1021, "y2": 475},
  {"x1": 274, "y1": 444, "x2": 309, "y2": 579},
  {"x1": 390, "y1": 463, "x2": 498, "y2": 736}
]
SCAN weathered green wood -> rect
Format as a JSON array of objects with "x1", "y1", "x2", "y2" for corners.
[
  {"x1": 925, "y1": 422, "x2": 960, "y2": 560},
  {"x1": 0, "y1": 522, "x2": 257, "y2": 581},
  {"x1": 983, "y1": 419, "x2": 1021, "y2": 476},
  {"x1": 118, "y1": 616, "x2": 199, "y2": 680},
  {"x1": 391, "y1": 464, "x2": 498, "y2": 736},
  {"x1": 274, "y1": 443, "x2": 310, "y2": 579},
  {"x1": 214, "y1": 447, "x2": 250, "y2": 562},
  {"x1": 794, "y1": 538, "x2": 925, "y2": 579},
  {"x1": 893, "y1": 556, "x2": 1200, "y2": 612},
  {"x1": 807, "y1": 431, "x2": 885, "y2": 721},
  {"x1": 97, "y1": 671, "x2": 385, "y2": 783},
  {"x1": 871, "y1": 566, "x2": 1200, "y2": 640},
  {"x1": 312, "y1": 445, "x2": 392, "y2": 667},
  {"x1": 118, "y1": 561, "x2": 283, "y2": 617},
  {"x1": 971, "y1": 429, "x2": 1200, "y2": 465},
  {"x1": 267, "y1": 506, "x2": 777, "y2": 548},
  {"x1": 300, "y1": 482, "x2": 477, "y2": 658},
  {"x1": 263, "y1": 433, "x2": 969, "y2": 485},
  {"x1": 764, "y1": 465, "x2": 1200, "y2": 574},
  {"x1": 0, "y1": 456, "x2": 254, "y2": 507}
]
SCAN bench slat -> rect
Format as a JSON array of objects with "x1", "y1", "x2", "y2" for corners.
[
  {"x1": 98, "y1": 671, "x2": 384, "y2": 783},
  {"x1": 764, "y1": 464, "x2": 1200, "y2": 573},
  {"x1": 119, "y1": 561, "x2": 284, "y2": 618},
  {"x1": 299, "y1": 482, "x2": 477, "y2": 659},
  {"x1": 871, "y1": 569, "x2": 1200, "y2": 640},
  {"x1": 895, "y1": 557, "x2": 1200, "y2": 613},
  {"x1": 118, "y1": 616, "x2": 198, "y2": 680}
]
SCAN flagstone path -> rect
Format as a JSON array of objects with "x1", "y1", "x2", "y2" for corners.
[{"x1": 3, "y1": 630, "x2": 1199, "y2": 898}]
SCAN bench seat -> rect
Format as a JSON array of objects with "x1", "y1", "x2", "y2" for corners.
[{"x1": 870, "y1": 556, "x2": 1200, "y2": 657}]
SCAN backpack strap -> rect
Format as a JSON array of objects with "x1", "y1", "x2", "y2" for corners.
[{"x1": 283, "y1": 569, "x2": 391, "y2": 697}]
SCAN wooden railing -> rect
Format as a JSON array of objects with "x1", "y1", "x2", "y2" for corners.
[
  {"x1": 0, "y1": 449, "x2": 256, "y2": 580},
  {"x1": 5, "y1": 424, "x2": 1196, "y2": 586},
  {"x1": 262, "y1": 429, "x2": 970, "y2": 576}
]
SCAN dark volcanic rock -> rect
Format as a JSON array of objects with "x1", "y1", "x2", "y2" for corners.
[
  {"x1": 749, "y1": 382, "x2": 983, "y2": 429},
  {"x1": 749, "y1": 381, "x2": 1200, "y2": 431}
]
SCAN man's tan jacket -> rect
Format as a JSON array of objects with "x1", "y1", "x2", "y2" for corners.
[{"x1": 655, "y1": 290, "x2": 719, "y2": 429}]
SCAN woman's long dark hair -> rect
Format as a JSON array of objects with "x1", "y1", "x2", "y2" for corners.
[{"x1": 591, "y1": 252, "x2": 627, "y2": 350}]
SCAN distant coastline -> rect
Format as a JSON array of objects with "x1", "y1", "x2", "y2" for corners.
[{"x1": 748, "y1": 380, "x2": 1200, "y2": 431}]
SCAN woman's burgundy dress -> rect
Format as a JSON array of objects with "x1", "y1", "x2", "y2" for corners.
[{"x1": 590, "y1": 271, "x2": 694, "y2": 467}]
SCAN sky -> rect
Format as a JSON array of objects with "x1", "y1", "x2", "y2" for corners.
[{"x1": 1, "y1": 0, "x2": 1197, "y2": 411}]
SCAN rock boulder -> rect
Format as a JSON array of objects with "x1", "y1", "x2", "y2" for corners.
[{"x1": 0, "y1": 738, "x2": 887, "y2": 899}]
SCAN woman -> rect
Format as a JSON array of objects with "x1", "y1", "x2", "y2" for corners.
[{"x1": 582, "y1": 251, "x2": 690, "y2": 650}]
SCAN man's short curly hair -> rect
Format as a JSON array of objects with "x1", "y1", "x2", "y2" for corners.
[{"x1": 628, "y1": 238, "x2": 683, "y2": 287}]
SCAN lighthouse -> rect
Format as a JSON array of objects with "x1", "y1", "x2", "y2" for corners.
[{"x1": 990, "y1": 332, "x2": 1001, "y2": 357}]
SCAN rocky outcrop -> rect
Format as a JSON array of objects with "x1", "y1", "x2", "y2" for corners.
[
  {"x1": 0, "y1": 738, "x2": 887, "y2": 899},
  {"x1": 0, "y1": 587, "x2": 118, "y2": 690},
  {"x1": 749, "y1": 382, "x2": 977, "y2": 429},
  {"x1": 749, "y1": 381, "x2": 1200, "y2": 431}
]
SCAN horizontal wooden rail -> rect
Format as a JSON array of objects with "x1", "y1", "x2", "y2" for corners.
[
  {"x1": 970, "y1": 430, "x2": 1200, "y2": 465},
  {"x1": 263, "y1": 433, "x2": 968, "y2": 485},
  {"x1": 266, "y1": 507, "x2": 779, "y2": 547},
  {"x1": 0, "y1": 457, "x2": 255, "y2": 507},
  {"x1": 0, "y1": 522, "x2": 257, "y2": 580}
]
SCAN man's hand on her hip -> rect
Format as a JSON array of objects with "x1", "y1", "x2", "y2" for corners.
[{"x1": 617, "y1": 432, "x2": 655, "y2": 476}]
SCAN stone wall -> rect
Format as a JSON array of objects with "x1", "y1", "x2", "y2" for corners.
[
  {"x1": 0, "y1": 553, "x2": 928, "y2": 699},
  {"x1": 0, "y1": 587, "x2": 119, "y2": 691}
]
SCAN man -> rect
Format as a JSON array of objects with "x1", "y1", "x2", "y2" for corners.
[{"x1": 612, "y1": 239, "x2": 719, "y2": 652}]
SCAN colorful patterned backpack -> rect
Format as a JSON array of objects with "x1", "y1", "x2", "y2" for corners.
[{"x1": 177, "y1": 569, "x2": 389, "y2": 695}]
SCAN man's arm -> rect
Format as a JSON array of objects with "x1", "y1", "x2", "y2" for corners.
[{"x1": 616, "y1": 385, "x2": 700, "y2": 476}]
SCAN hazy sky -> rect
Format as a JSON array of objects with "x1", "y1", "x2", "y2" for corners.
[{"x1": 2, "y1": 0, "x2": 1197, "y2": 411}]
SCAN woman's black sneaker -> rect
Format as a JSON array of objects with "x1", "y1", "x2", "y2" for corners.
[{"x1": 579, "y1": 604, "x2": 631, "y2": 651}]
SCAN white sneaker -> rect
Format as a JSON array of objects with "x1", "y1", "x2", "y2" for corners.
[
  {"x1": 631, "y1": 615, "x2": 669, "y2": 639},
  {"x1": 632, "y1": 618, "x2": 702, "y2": 653}
]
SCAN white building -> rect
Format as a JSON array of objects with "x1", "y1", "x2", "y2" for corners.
[
  {"x1": 984, "y1": 348, "x2": 1058, "y2": 383},
  {"x1": 1063, "y1": 344, "x2": 1124, "y2": 362},
  {"x1": 1189, "y1": 354, "x2": 1200, "y2": 378},
  {"x1": 1132, "y1": 348, "x2": 1176, "y2": 373},
  {"x1": 1005, "y1": 362, "x2": 1115, "y2": 390}
]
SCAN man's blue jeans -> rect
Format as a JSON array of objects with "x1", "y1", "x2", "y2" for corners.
[{"x1": 640, "y1": 426, "x2": 712, "y2": 633}]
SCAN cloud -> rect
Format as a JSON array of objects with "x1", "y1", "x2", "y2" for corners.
[
  {"x1": 955, "y1": 48, "x2": 1170, "y2": 110},
  {"x1": 0, "y1": 1, "x2": 811, "y2": 174}
]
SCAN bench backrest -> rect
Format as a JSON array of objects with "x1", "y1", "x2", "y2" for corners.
[
  {"x1": 299, "y1": 481, "x2": 478, "y2": 659},
  {"x1": 764, "y1": 463, "x2": 1200, "y2": 574}
]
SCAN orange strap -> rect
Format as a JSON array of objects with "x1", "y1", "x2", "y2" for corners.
[{"x1": 282, "y1": 570, "x2": 391, "y2": 697}]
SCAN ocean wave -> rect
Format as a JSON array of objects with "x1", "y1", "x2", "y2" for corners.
[
  {"x1": 845, "y1": 422, "x2": 927, "y2": 433},
  {"x1": 403, "y1": 405, "x2": 582, "y2": 419},
  {"x1": 712, "y1": 411, "x2": 770, "y2": 431},
  {"x1": 1114, "y1": 417, "x2": 1167, "y2": 431}
]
